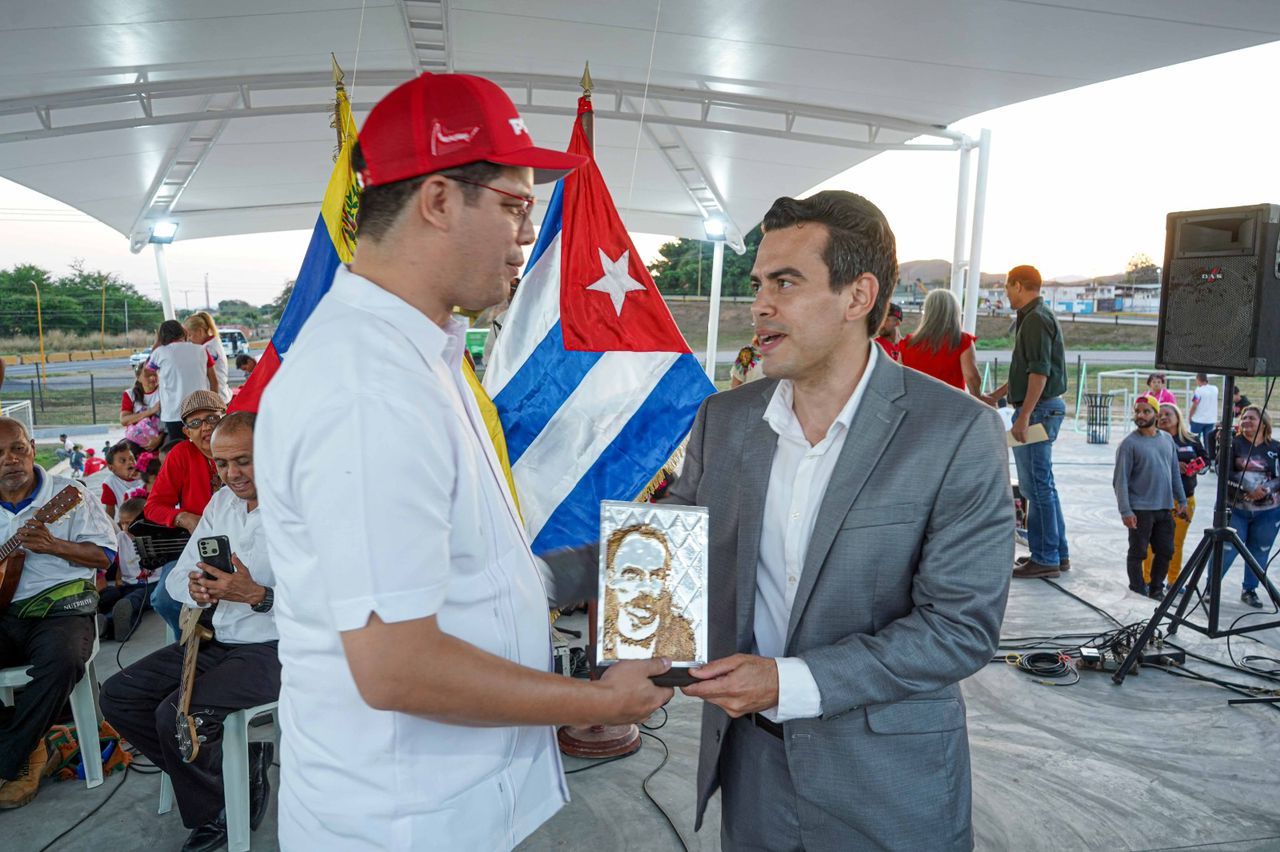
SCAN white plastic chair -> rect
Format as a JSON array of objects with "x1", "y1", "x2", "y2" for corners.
[
  {"x1": 159, "y1": 701, "x2": 278, "y2": 852},
  {"x1": 0, "y1": 634, "x2": 105, "y2": 789}
]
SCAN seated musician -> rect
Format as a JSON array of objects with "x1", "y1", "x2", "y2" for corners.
[
  {"x1": 144, "y1": 389, "x2": 226, "y2": 637},
  {"x1": 102, "y1": 412, "x2": 278, "y2": 852},
  {"x1": 0, "y1": 416, "x2": 117, "y2": 809}
]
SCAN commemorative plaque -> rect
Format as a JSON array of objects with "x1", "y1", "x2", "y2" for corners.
[{"x1": 596, "y1": 500, "x2": 708, "y2": 686}]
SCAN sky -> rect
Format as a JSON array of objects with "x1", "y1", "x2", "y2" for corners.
[{"x1": 1, "y1": 40, "x2": 1278, "y2": 308}]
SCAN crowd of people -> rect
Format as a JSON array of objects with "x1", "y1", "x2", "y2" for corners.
[{"x1": 0, "y1": 69, "x2": 1277, "y2": 852}]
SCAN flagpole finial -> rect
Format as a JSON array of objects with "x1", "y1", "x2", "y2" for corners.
[
  {"x1": 332, "y1": 54, "x2": 346, "y2": 91},
  {"x1": 580, "y1": 62, "x2": 593, "y2": 99}
]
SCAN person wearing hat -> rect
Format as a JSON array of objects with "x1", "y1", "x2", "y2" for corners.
[
  {"x1": 874, "y1": 301, "x2": 904, "y2": 362},
  {"x1": 1113, "y1": 394, "x2": 1187, "y2": 597},
  {"x1": 255, "y1": 73, "x2": 673, "y2": 850},
  {"x1": 144, "y1": 389, "x2": 226, "y2": 637}
]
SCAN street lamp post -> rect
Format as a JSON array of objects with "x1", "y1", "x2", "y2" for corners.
[
  {"x1": 31, "y1": 281, "x2": 46, "y2": 386},
  {"x1": 100, "y1": 280, "x2": 107, "y2": 351}
]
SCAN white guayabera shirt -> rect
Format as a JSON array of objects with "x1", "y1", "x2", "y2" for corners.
[{"x1": 257, "y1": 267, "x2": 567, "y2": 851}]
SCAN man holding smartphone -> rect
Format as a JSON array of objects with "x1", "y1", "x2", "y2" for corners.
[{"x1": 101, "y1": 411, "x2": 277, "y2": 852}]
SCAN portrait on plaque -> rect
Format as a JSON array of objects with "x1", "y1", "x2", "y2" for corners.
[{"x1": 597, "y1": 501, "x2": 708, "y2": 680}]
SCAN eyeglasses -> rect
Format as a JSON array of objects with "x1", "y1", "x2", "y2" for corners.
[
  {"x1": 183, "y1": 414, "x2": 223, "y2": 430},
  {"x1": 446, "y1": 177, "x2": 536, "y2": 220}
]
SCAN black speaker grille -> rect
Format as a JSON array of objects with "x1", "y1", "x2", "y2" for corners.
[{"x1": 1162, "y1": 256, "x2": 1257, "y2": 371}]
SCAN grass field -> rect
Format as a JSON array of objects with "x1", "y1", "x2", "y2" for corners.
[
  {"x1": 0, "y1": 329, "x2": 155, "y2": 356},
  {"x1": 665, "y1": 301, "x2": 1159, "y2": 354}
]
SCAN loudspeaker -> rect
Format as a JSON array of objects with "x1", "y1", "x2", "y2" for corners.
[{"x1": 1157, "y1": 204, "x2": 1280, "y2": 376}]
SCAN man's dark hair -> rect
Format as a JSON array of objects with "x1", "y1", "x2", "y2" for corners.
[
  {"x1": 351, "y1": 143, "x2": 505, "y2": 243},
  {"x1": 213, "y1": 410, "x2": 256, "y2": 440},
  {"x1": 155, "y1": 319, "x2": 186, "y2": 347},
  {"x1": 1007, "y1": 265, "x2": 1042, "y2": 290},
  {"x1": 1197, "y1": 372, "x2": 1209, "y2": 382},
  {"x1": 59, "y1": 433, "x2": 67, "y2": 440},
  {"x1": 760, "y1": 191, "x2": 898, "y2": 335},
  {"x1": 145, "y1": 458, "x2": 162, "y2": 478},
  {"x1": 234, "y1": 354, "x2": 255, "y2": 369},
  {"x1": 106, "y1": 441, "x2": 133, "y2": 465}
]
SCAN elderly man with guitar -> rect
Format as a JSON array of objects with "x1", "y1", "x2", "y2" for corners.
[
  {"x1": 101, "y1": 411, "x2": 278, "y2": 852},
  {"x1": 0, "y1": 416, "x2": 117, "y2": 809}
]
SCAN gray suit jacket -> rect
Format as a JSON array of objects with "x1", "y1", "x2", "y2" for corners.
[{"x1": 665, "y1": 355, "x2": 1013, "y2": 850}]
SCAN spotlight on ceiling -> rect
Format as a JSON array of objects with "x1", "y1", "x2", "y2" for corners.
[
  {"x1": 703, "y1": 217, "x2": 726, "y2": 241},
  {"x1": 149, "y1": 221, "x2": 179, "y2": 244}
]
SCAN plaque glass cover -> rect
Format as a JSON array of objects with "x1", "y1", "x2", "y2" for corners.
[{"x1": 596, "y1": 500, "x2": 709, "y2": 670}]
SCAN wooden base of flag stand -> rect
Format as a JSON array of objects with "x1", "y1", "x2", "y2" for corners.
[
  {"x1": 557, "y1": 599, "x2": 641, "y2": 759},
  {"x1": 557, "y1": 723, "x2": 641, "y2": 758}
]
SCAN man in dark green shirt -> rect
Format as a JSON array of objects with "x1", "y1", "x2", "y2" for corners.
[{"x1": 990, "y1": 265, "x2": 1069, "y2": 578}]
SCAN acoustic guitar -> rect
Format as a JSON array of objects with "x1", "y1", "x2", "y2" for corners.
[
  {"x1": 0, "y1": 485, "x2": 83, "y2": 613},
  {"x1": 175, "y1": 606, "x2": 214, "y2": 763}
]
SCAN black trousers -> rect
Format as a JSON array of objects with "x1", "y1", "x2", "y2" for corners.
[
  {"x1": 1127, "y1": 509, "x2": 1175, "y2": 593},
  {"x1": 100, "y1": 639, "x2": 280, "y2": 828},
  {"x1": 162, "y1": 420, "x2": 186, "y2": 444},
  {"x1": 0, "y1": 612, "x2": 95, "y2": 780}
]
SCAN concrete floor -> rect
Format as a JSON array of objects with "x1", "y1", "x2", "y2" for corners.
[{"x1": 7, "y1": 425, "x2": 1280, "y2": 851}]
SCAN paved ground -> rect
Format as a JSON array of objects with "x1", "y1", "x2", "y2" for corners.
[{"x1": 6, "y1": 427, "x2": 1280, "y2": 851}]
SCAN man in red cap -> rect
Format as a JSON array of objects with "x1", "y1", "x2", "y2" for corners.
[{"x1": 256, "y1": 73, "x2": 673, "y2": 850}]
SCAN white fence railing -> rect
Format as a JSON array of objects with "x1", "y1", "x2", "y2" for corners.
[{"x1": 1, "y1": 400, "x2": 34, "y2": 436}]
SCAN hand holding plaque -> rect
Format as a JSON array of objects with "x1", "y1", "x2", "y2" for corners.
[{"x1": 597, "y1": 501, "x2": 708, "y2": 687}]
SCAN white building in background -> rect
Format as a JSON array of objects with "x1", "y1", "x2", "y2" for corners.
[{"x1": 975, "y1": 280, "x2": 1162, "y2": 315}]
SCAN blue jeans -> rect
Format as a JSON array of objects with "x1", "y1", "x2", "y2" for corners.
[
  {"x1": 1191, "y1": 422, "x2": 1214, "y2": 454},
  {"x1": 150, "y1": 559, "x2": 183, "y2": 640},
  {"x1": 1221, "y1": 504, "x2": 1280, "y2": 593},
  {"x1": 1011, "y1": 397, "x2": 1068, "y2": 566}
]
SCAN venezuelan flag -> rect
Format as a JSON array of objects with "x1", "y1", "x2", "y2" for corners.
[{"x1": 233, "y1": 73, "x2": 520, "y2": 507}]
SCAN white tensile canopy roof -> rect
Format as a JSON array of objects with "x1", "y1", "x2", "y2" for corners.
[{"x1": 1, "y1": 2, "x2": 1278, "y2": 281}]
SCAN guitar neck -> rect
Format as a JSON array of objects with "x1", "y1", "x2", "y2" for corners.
[
  {"x1": 176, "y1": 617, "x2": 208, "y2": 716},
  {"x1": 0, "y1": 533, "x2": 20, "y2": 562},
  {"x1": 0, "y1": 485, "x2": 82, "y2": 561}
]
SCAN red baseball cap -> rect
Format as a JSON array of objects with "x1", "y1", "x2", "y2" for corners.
[{"x1": 357, "y1": 73, "x2": 586, "y2": 187}]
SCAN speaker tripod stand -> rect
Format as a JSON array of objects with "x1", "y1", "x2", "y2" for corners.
[{"x1": 1113, "y1": 377, "x2": 1280, "y2": 685}]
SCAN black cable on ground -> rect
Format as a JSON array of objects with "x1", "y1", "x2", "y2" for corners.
[
  {"x1": 998, "y1": 569, "x2": 1280, "y2": 705},
  {"x1": 1001, "y1": 650, "x2": 1080, "y2": 686},
  {"x1": 638, "y1": 730, "x2": 690, "y2": 852},
  {"x1": 36, "y1": 762, "x2": 131, "y2": 852}
]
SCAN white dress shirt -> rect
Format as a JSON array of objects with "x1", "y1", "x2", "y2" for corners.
[
  {"x1": 165, "y1": 486, "x2": 277, "y2": 645},
  {"x1": 256, "y1": 266, "x2": 566, "y2": 851},
  {"x1": 756, "y1": 343, "x2": 878, "y2": 721}
]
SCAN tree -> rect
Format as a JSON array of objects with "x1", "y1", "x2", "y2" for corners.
[
  {"x1": 0, "y1": 262, "x2": 163, "y2": 337},
  {"x1": 647, "y1": 226, "x2": 763, "y2": 298},
  {"x1": 1125, "y1": 252, "x2": 1159, "y2": 284},
  {"x1": 264, "y1": 280, "x2": 294, "y2": 323}
]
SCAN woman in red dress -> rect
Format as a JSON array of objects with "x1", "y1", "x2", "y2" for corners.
[{"x1": 898, "y1": 288, "x2": 984, "y2": 397}]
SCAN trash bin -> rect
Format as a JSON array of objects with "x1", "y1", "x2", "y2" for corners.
[{"x1": 1083, "y1": 392, "x2": 1114, "y2": 444}]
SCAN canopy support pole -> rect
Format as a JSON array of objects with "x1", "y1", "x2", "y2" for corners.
[
  {"x1": 963, "y1": 129, "x2": 992, "y2": 335},
  {"x1": 950, "y1": 144, "x2": 972, "y2": 299},
  {"x1": 705, "y1": 240, "x2": 725, "y2": 381},
  {"x1": 153, "y1": 243, "x2": 175, "y2": 320}
]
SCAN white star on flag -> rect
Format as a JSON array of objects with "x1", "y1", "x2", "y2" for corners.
[{"x1": 585, "y1": 248, "x2": 646, "y2": 316}]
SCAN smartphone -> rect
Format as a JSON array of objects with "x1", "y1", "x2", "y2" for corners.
[{"x1": 196, "y1": 535, "x2": 235, "y2": 580}]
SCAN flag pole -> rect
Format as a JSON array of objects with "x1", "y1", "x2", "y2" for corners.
[{"x1": 556, "y1": 60, "x2": 643, "y2": 763}]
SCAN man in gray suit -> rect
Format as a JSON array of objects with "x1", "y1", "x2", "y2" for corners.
[{"x1": 670, "y1": 191, "x2": 1013, "y2": 851}]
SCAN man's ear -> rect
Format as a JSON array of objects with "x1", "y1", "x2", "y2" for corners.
[
  {"x1": 845, "y1": 272, "x2": 879, "y2": 324},
  {"x1": 415, "y1": 175, "x2": 455, "y2": 232}
]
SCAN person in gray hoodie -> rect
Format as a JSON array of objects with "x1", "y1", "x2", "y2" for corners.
[{"x1": 1114, "y1": 394, "x2": 1188, "y2": 598}]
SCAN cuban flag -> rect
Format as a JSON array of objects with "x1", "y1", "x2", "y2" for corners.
[{"x1": 484, "y1": 97, "x2": 715, "y2": 555}]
